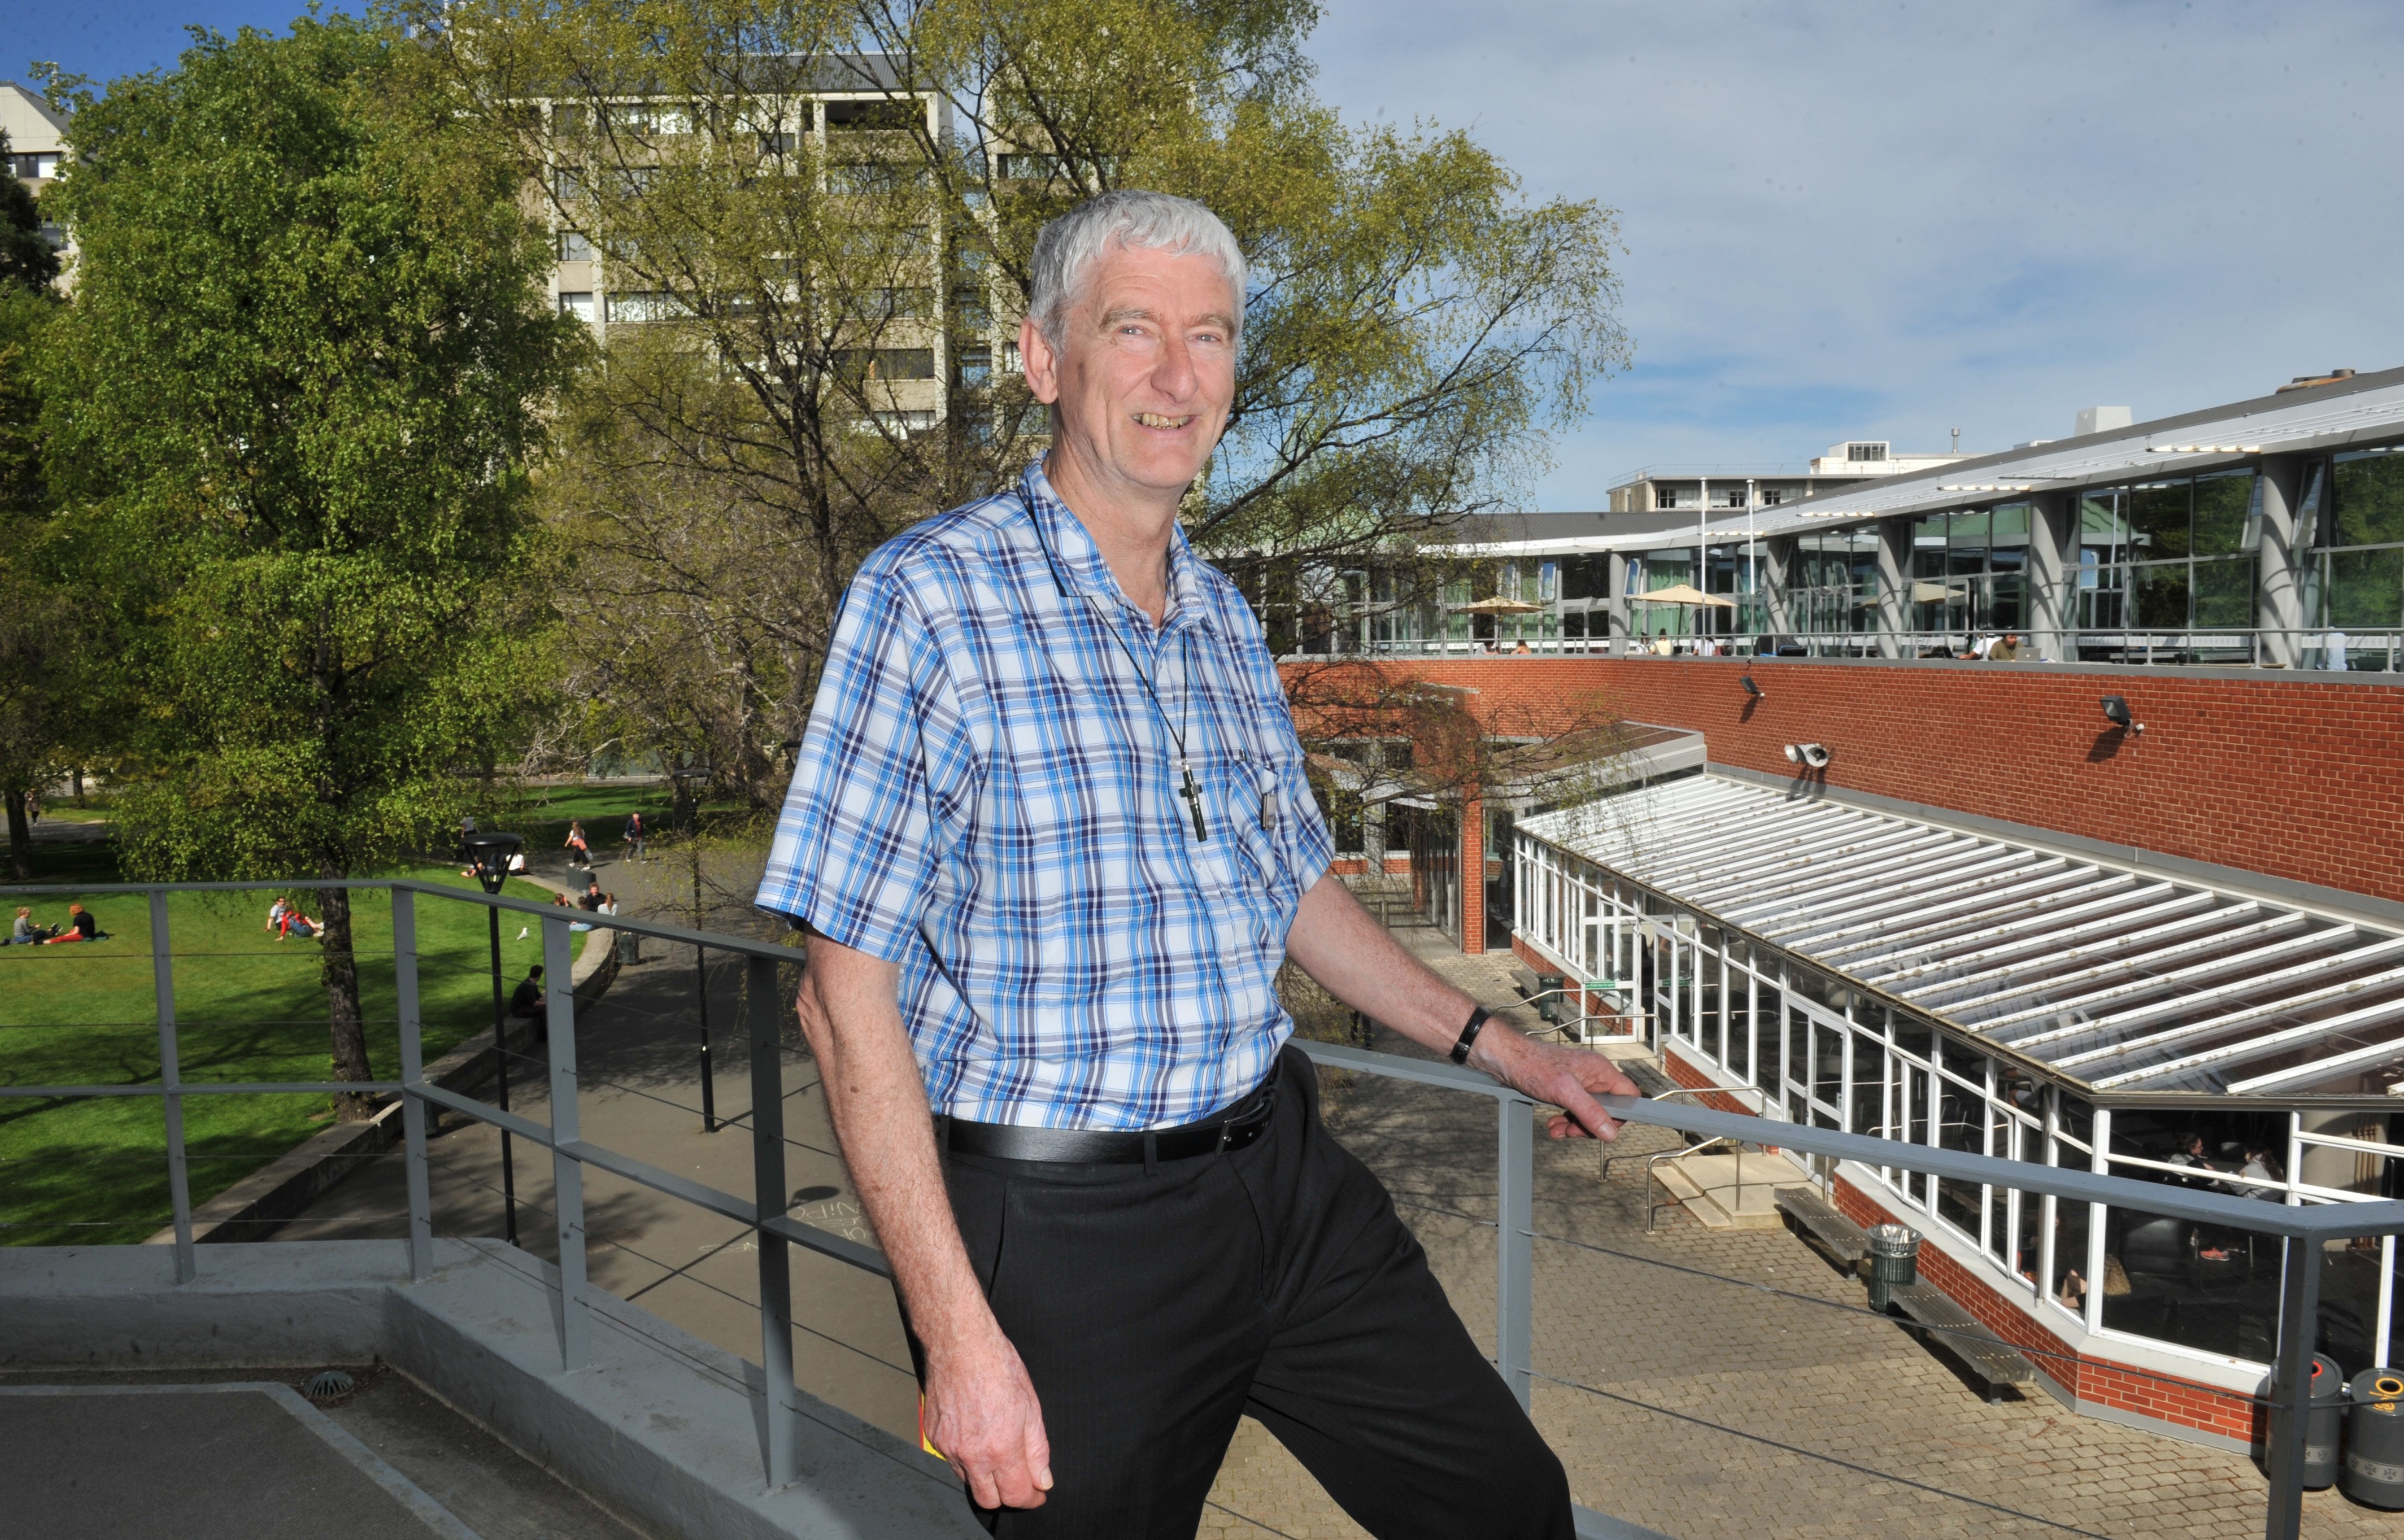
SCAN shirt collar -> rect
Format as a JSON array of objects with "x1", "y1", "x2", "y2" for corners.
[{"x1": 1021, "y1": 460, "x2": 1210, "y2": 635}]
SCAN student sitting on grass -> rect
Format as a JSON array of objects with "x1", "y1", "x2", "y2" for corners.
[
  {"x1": 8, "y1": 906, "x2": 59, "y2": 945},
  {"x1": 274, "y1": 897, "x2": 324, "y2": 940},
  {"x1": 43, "y1": 903, "x2": 108, "y2": 944}
]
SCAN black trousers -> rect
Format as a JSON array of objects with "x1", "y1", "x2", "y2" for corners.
[{"x1": 912, "y1": 1046, "x2": 1574, "y2": 1539}]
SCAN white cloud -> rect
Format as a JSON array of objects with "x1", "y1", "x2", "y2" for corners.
[{"x1": 1306, "y1": 0, "x2": 2404, "y2": 506}]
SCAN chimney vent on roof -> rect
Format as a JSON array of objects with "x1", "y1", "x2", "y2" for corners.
[{"x1": 2075, "y1": 406, "x2": 2133, "y2": 437}]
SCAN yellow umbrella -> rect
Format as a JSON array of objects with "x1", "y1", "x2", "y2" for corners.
[{"x1": 1639, "y1": 583, "x2": 1736, "y2": 608}]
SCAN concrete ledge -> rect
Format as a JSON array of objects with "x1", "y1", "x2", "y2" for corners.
[{"x1": 0, "y1": 1241, "x2": 978, "y2": 1540}]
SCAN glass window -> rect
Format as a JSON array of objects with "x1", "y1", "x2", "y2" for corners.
[
  {"x1": 2130, "y1": 479, "x2": 2192, "y2": 561},
  {"x1": 1893, "y1": 1018, "x2": 1935, "y2": 1064},
  {"x1": 1939, "y1": 1036, "x2": 1984, "y2": 1087},
  {"x1": 2192, "y1": 472, "x2": 2254, "y2": 557},
  {"x1": 1750, "y1": 987, "x2": 1780, "y2": 1098},
  {"x1": 2193, "y1": 557, "x2": 2255, "y2": 629},
  {"x1": 2328, "y1": 549, "x2": 2404, "y2": 629},
  {"x1": 2135, "y1": 562, "x2": 2190, "y2": 628},
  {"x1": 1850, "y1": 1036, "x2": 1886, "y2": 1137},
  {"x1": 1812, "y1": 1019, "x2": 1844, "y2": 1109},
  {"x1": 1906, "y1": 1064, "x2": 1932, "y2": 1207},
  {"x1": 2332, "y1": 451, "x2": 2404, "y2": 548},
  {"x1": 1936, "y1": 1076, "x2": 1982, "y2": 1235}
]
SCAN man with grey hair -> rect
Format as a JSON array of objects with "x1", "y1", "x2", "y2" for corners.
[{"x1": 760, "y1": 189, "x2": 1627, "y2": 1536}]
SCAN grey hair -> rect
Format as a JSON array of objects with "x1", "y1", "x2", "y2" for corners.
[{"x1": 1026, "y1": 190, "x2": 1248, "y2": 352}]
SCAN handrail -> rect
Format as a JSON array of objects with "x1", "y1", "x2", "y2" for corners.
[
  {"x1": 0, "y1": 875, "x2": 809, "y2": 967},
  {"x1": 3, "y1": 882, "x2": 2383, "y2": 1539},
  {"x1": 1641, "y1": 1133, "x2": 1740, "y2": 1236}
]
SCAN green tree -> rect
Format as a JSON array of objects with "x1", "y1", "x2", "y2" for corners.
[
  {"x1": 406, "y1": 0, "x2": 1627, "y2": 804},
  {"x1": 0, "y1": 127, "x2": 68, "y2": 879},
  {"x1": 39, "y1": 18, "x2": 581, "y2": 1116}
]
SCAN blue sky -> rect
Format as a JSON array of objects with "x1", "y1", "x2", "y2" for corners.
[{"x1": 19, "y1": 2, "x2": 2403, "y2": 509}]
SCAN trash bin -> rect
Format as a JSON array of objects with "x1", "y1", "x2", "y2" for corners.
[
  {"x1": 2345, "y1": 1368, "x2": 2404, "y2": 1508},
  {"x1": 615, "y1": 928, "x2": 641, "y2": 966},
  {"x1": 2290, "y1": 1353, "x2": 2345, "y2": 1490},
  {"x1": 1534, "y1": 972, "x2": 1566, "y2": 1023},
  {"x1": 1866, "y1": 1223, "x2": 1919, "y2": 1312}
]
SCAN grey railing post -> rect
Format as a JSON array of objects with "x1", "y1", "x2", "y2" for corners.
[
  {"x1": 543, "y1": 915, "x2": 591, "y2": 1369},
  {"x1": 393, "y1": 888, "x2": 434, "y2": 1281},
  {"x1": 2263, "y1": 1233, "x2": 2323, "y2": 1540},
  {"x1": 746, "y1": 951, "x2": 799, "y2": 1490},
  {"x1": 1496, "y1": 1092, "x2": 1535, "y2": 1411},
  {"x1": 148, "y1": 889, "x2": 195, "y2": 1284}
]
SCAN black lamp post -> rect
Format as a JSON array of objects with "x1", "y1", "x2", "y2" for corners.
[{"x1": 462, "y1": 831, "x2": 524, "y2": 1246}]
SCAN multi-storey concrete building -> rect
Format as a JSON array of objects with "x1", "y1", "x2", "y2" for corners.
[{"x1": 2, "y1": 80, "x2": 70, "y2": 267}]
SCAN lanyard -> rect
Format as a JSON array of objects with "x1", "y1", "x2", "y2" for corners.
[{"x1": 1086, "y1": 596, "x2": 1209, "y2": 843}]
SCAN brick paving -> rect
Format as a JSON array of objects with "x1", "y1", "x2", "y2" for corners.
[{"x1": 1199, "y1": 926, "x2": 2394, "y2": 1539}]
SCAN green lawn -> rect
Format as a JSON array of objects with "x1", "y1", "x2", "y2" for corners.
[{"x1": 0, "y1": 867, "x2": 583, "y2": 1245}]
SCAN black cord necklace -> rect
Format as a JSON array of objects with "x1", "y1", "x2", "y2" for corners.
[
  {"x1": 1087, "y1": 602, "x2": 1208, "y2": 843},
  {"x1": 1024, "y1": 494, "x2": 1209, "y2": 843}
]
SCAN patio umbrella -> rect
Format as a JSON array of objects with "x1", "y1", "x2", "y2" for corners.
[
  {"x1": 1909, "y1": 579, "x2": 1967, "y2": 605},
  {"x1": 1452, "y1": 595, "x2": 1547, "y2": 614},
  {"x1": 1637, "y1": 583, "x2": 1736, "y2": 609}
]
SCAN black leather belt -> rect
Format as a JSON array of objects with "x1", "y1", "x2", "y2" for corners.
[{"x1": 938, "y1": 1076, "x2": 1278, "y2": 1165}]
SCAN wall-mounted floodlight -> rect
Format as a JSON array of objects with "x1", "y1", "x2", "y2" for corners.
[
  {"x1": 2100, "y1": 695, "x2": 2141, "y2": 732},
  {"x1": 1797, "y1": 743, "x2": 1831, "y2": 769},
  {"x1": 1741, "y1": 675, "x2": 1763, "y2": 699}
]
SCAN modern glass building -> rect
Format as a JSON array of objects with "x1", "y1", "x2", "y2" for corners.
[
  {"x1": 1515, "y1": 774, "x2": 2404, "y2": 1432},
  {"x1": 1307, "y1": 368, "x2": 2404, "y2": 670}
]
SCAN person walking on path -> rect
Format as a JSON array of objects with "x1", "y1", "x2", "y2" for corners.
[
  {"x1": 564, "y1": 818, "x2": 591, "y2": 870},
  {"x1": 760, "y1": 190, "x2": 1627, "y2": 1539},
  {"x1": 623, "y1": 810, "x2": 646, "y2": 863}
]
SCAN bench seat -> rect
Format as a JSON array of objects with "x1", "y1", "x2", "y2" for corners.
[
  {"x1": 1774, "y1": 1185, "x2": 1871, "y2": 1266},
  {"x1": 1885, "y1": 1281, "x2": 2039, "y2": 1403}
]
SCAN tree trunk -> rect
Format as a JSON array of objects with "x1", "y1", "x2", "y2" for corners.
[
  {"x1": 3, "y1": 784, "x2": 31, "y2": 880},
  {"x1": 317, "y1": 881, "x2": 377, "y2": 1122}
]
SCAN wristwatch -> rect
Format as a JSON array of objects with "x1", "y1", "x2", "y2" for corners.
[{"x1": 1449, "y1": 1005, "x2": 1493, "y2": 1066}]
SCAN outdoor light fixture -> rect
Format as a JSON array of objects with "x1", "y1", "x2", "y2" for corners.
[
  {"x1": 1741, "y1": 675, "x2": 1764, "y2": 699},
  {"x1": 1798, "y1": 743, "x2": 1831, "y2": 769},
  {"x1": 461, "y1": 832, "x2": 524, "y2": 896},
  {"x1": 2100, "y1": 695, "x2": 2142, "y2": 732},
  {"x1": 458, "y1": 830, "x2": 526, "y2": 1246}
]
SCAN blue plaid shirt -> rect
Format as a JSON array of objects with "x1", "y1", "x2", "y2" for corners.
[{"x1": 755, "y1": 463, "x2": 1334, "y2": 1129}]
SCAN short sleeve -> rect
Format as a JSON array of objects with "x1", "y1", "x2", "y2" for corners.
[{"x1": 755, "y1": 574, "x2": 955, "y2": 960}]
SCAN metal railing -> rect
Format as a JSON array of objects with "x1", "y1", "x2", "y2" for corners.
[
  {"x1": 1287, "y1": 626, "x2": 2404, "y2": 671},
  {"x1": 8, "y1": 876, "x2": 2402, "y2": 1539}
]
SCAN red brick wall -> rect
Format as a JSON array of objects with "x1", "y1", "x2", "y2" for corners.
[{"x1": 1287, "y1": 657, "x2": 2404, "y2": 909}]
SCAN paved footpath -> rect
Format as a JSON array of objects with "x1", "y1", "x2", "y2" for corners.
[{"x1": 293, "y1": 854, "x2": 2390, "y2": 1538}]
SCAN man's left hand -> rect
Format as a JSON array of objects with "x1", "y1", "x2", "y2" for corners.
[{"x1": 1469, "y1": 1031, "x2": 1640, "y2": 1141}]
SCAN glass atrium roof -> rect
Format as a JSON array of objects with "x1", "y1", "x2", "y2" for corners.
[{"x1": 1519, "y1": 776, "x2": 2404, "y2": 1100}]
